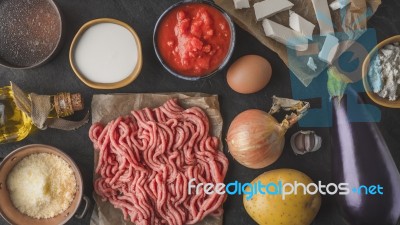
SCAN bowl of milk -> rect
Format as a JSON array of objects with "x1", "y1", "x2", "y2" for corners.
[{"x1": 69, "y1": 18, "x2": 142, "y2": 89}]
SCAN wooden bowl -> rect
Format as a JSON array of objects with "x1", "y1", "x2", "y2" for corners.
[
  {"x1": 362, "y1": 35, "x2": 400, "y2": 108},
  {"x1": 0, "y1": 144, "x2": 89, "y2": 225},
  {"x1": 69, "y1": 18, "x2": 143, "y2": 89}
]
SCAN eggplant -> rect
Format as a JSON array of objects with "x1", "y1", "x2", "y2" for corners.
[{"x1": 329, "y1": 67, "x2": 400, "y2": 225}]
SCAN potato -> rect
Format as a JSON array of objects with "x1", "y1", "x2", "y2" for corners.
[{"x1": 243, "y1": 169, "x2": 321, "y2": 225}]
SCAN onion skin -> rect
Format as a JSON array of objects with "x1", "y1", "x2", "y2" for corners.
[{"x1": 226, "y1": 109, "x2": 286, "y2": 169}]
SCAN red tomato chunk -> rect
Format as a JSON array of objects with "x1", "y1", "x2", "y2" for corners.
[{"x1": 157, "y1": 3, "x2": 231, "y2": 77}]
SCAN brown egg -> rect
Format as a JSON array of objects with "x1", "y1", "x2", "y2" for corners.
[{"x1": 227, "y1": 55, "x2": 272, "y2": 94}]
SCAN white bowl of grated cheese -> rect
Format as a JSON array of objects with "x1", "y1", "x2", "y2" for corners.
[{"x1": 0, "y1": 144, "x2": 89, "y2": 225}]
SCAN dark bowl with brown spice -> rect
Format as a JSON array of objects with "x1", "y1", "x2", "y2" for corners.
[{"x1": 0, "y1": 0, "x2": 64, "y2": 69}]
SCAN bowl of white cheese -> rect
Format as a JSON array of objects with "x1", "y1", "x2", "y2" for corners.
[
  {"x1": 362, "y1": 35, "x2": 400, "y2": 108},
  {"x1": 0, "y1": 144, "x2": 89, "y2": 225},
  {"x1": 69, "y1": 18, "x2": 143, "y2": 89}
]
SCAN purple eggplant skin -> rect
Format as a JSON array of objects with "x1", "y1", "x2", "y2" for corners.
[{"x1": 331, "y1": 88, "x2": 400, "y2": 225}]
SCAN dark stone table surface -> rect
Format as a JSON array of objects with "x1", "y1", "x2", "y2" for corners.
[{"x1": 0, "y1": 0, "x2": 399, "y2": 224}]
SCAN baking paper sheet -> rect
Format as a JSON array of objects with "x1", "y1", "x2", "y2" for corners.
[
  {"x1": 90, "y1": 93, "x2": 224, "y2": 225},
  {"x1": 215, "y1": 0, "x2": 381, "y2": 86}
]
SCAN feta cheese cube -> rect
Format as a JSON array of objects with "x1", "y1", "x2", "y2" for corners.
[
  {"x1": 254, "y1": 0, "x2": 294, "y2": 21},
  {"x1": 262, "y1": 18, "x2": 309, "y2": 51},
  {"x1": 289, "y1": 10, "x2": 316, "y2": 40},
  {"x1": 311, "y1": 0, "x2": 334, "y2": 36},
  {"x1": 233, "y1": 0, "x2": 250, "y2": 9},
  {"x1": 318, "y1": 34, "x2": 339, "y2": 64}
]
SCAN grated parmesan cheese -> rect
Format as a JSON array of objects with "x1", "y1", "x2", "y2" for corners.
[{"x1": 6, "y1": 153, "x2": 77, "y2": 219}]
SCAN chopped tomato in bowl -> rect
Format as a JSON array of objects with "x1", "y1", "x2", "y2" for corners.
[{"x1": 154, "y1": 0, "x2": 235, "y2": 80}]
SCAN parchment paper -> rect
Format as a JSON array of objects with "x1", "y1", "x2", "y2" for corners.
[
  {"x1": 215, "y1": 0, "x2": 381, "y2": 86},
  {"x1": 89, "y1": 93, "x2": 224, "y2": 225}
]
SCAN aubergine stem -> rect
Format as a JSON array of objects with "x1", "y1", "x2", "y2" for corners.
[{"x1": 328, "y1": 66, "x2": 400, "y2": 225}]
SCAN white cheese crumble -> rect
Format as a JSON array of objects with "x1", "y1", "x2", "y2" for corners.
[
  {"x1": 368, "y1": 43, "x2": 400, "y2": 101},
  {"x1": 307, "y1": 57, "x2": 317, "y2": 71}
]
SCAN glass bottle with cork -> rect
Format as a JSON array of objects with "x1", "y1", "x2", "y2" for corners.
[{"x1": 0, "y1": 84, "x2": 85, "y2": 143}]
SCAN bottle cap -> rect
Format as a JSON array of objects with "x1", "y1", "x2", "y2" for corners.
[
  {"x1": 54, "y1": 93, "x2": 84, "y2": 117},
  {"x1": 71, "y1": 93, "x2": 84, "y2": 111}
]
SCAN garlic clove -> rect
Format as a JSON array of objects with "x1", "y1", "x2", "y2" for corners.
[{"x1": 290, "y1": 130, "x2": 322, "y2": 155}]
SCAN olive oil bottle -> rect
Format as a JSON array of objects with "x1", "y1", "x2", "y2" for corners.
[
  {"x1": 0, "y1": 86, "x2": 32, "y2": 142},
  {"x1": 0, "y1": 86, "x2": 83, "y2": 143}
]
